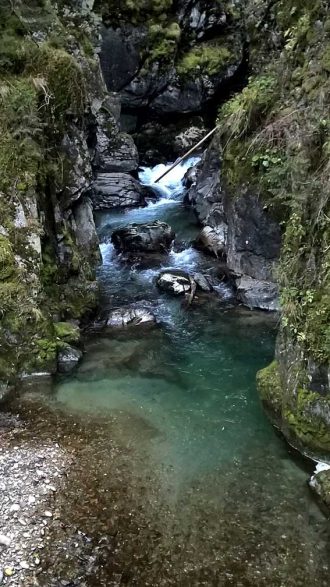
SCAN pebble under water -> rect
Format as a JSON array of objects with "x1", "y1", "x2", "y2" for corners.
[{"x1": 18, "y1": 159, "x2": 329, "y2": 585}]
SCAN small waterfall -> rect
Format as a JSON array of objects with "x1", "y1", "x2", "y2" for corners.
[{"x1": 139, "y1": 156, "x2": 200, "y2": 202}]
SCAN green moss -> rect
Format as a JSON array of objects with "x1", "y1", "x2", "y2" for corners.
[
  {"x1": 29, "y1": 45, "x2": 86, "y2": 121},
  {"x1": 0, "y1": 236, "x2": 15, "y2": 280},
  {"x1": 177, "y1": 42, "x2": 233, "y2": 76},
  {"x1": 284, "y1": 388, "x2": 330, "y2": 452},
  {"x1": 35, "y1": 338, "x2": 58, "y2": 365},
  {"x1": 256, "y1": 361, "x2": 283, "y2": 417},
  {"x1": 54, "y1": 322, "x2": 80, "y2": 344},
  {"x1": 321, "y1": 46, "x2": 330, "y2": 72}
]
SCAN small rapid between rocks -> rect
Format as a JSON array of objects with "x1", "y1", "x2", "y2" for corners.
[{"x1": 13, "y1": 158, "x2": 330, "y2": 585}]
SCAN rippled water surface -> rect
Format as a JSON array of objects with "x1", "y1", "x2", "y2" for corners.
[{"x1": 25, "y1": 159, "x2": 329, "y2": 585}]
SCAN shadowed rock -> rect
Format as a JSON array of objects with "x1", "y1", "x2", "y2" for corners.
[
  {"x1": 92, "y1": 173, "x2": 147, "y2": 209},
  {"x1": 112, "y1": 221, "x2": 175, "y2": 254}
]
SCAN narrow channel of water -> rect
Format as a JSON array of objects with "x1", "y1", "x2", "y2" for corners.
[{"x1": 24, "y1": 158, "x2": 329, "y2": 584}]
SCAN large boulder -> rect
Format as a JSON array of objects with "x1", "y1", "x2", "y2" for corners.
[
  {"x1": 194, "y1": 225, "x2": 227, "y2": 258},
  {"x1": 91, "y1": 173, "x2": 147, "y2": 209},
  {"x1": 156, "y1": 269, "x2": 213, "y2": 296},
  {"x1": 105, "y1": 306, "x2": 157, "y2": 329},
  {"x1": 157, "y1": 270, "x2": 192, "y2": 296},
  {"x1": 112, "y1": 221, "x2": 175, "y2": 254}
]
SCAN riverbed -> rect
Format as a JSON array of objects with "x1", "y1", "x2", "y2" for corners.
[{"x1": 6, "y1": 159, "x2": 330, "y2": 585}]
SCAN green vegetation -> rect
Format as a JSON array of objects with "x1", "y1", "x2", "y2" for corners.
[
  {"x1": 96, "y1": 0, "x2": 173, "y2": 24},
  {"x1": 0, "y1": 1, "x2": 100, "y2": 382},
  {"x1": 54, "y1": 322, "x2": 80, "y2": 344},
  {"x1": 177, "y1": 42, "x2": 233, "y2": 76},
  {"x1": 219, "y1": 0, "x2": 330, "y2": 369},
  {"x1": 256, "y1": 361, "x2": 282, "y2": 418},
  {"x1": 284, "y1": 388, "x2": 330, "y2": 452}
]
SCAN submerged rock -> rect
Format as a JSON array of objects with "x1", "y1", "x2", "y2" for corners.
[
  {"x1": 58, "y1": 346, "x2": 83, "y2": 374},
  {"x1": 112, "y1": 221, "x2": 175, "y2": 254},
  {"x1": 92, "y1": 173, "x2": 147, "y2": 209},
  {"x1": 105, "y1": 307, "x2": 157, "y2": 329}
]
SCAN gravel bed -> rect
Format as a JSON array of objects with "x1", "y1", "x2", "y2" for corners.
[{"x1": 0, "y1": 412, "x2": 71, "y2": 585}]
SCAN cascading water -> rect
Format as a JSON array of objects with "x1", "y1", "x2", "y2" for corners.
[{"x1": 22, "y1": 158, "x2": 329, "y2": 584}]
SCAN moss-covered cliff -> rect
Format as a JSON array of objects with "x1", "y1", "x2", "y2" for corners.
[
  {"x1": 0, "y1": 0, "x2": 108, "y2": 383},
  {"x1": 216, "y1": 0, "x2": 330, "y2": 456}
]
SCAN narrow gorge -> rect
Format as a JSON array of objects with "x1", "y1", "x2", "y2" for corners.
[{"x1": 0, "y1": 0, "x2": 329, "y2": 585}]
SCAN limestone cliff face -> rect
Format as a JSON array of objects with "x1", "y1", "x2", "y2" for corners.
[
  {"x1": 0, "y1": 0, "x2": 130, "y2": 384},
  {"x1": 192, "y1": 0, "x2": 330, "y2": 457}
]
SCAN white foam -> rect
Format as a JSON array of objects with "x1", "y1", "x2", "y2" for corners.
[
  {"x1": 139, "y1": 156, "x2": 200, "y2": 197},
  {"x1": 169, "y1": 247, "x2": 200, "y2": 269},
  {"x1": 314, "y1": 461, "x2": 330, "y2": 474},
  {"x1": 99, "y1": 242, "x2": 116, "y2": 265}
]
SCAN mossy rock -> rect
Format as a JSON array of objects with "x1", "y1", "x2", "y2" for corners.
[
  {"x1": 256, "y1": 360, "x2": 283, "y2": 419},
  {"x1": 54, "y1": 321, "x2": 80, "y2": 344},
  {"x1": 284, "y1": 388, "x2": 330, "y2": 453},
  {"x1": 310, "y1": 469, "x2": 330, "y2": 513},
  {"x1": 0, "y1": 236, "x2": 16, "y2": 281},
  {"x1": 177, "y1": 41, "x2": 234, "y2": 77}
]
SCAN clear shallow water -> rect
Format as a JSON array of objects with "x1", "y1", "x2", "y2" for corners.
[{"x1": 27, "y1": 159, "x2": 330, "y2": 584}]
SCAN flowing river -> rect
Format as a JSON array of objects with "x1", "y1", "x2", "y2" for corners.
[{"x1": 21, "y1": 159, "x2": 329, "y2": 585}]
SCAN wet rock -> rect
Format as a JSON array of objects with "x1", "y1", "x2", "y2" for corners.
[
  {"x1": 194, "y1": 225, "x2": 227, "y2": 257},
  {"x1": 186, "y1": 138, "x2": 282, "y2": 310},
  {"x1": 95, "y1": 132, "x2": 139, "y2": 174},
  {"x1": 100, "y1": 25, "x2": 144, "y2": 93},
  {"x1": 236, "y1": 277, "x2": 279, "y2": 311},
  {"x1": 57, "y1": 346, "x2": 83, "y2": 374},
  {"x1": 92, "y1": 173, "x2": 147, "y2": 209},
  {"x1": 309, "y1": 466, "x2": 330, "y2": 513},
  {"x1": 157, "y1": 269, "x2": 213, "y2": 296},
  {"x1": 185, "y1": 140, "x2": 223, "y2": 224},
  {"x1": 226, "y1": 193, "x2": 282, "y2": 282},
  {"x1": 60, "y1": 127, "x2": 92, "y2": 209},
  {"x1": 192, "y1": 272, "x2": 213, "y2": 293},
  {"x1": 100, "y1": 13, "x2": 243, "y2": 115},
  {"x1": 112, "y1": 221, "x2": 175, "y2": 254},
  {"x1": 105, "y1": 306, "x2": 157, "y2": 329},
  {"x1": 157, "y1": 270, "x2": 192, "y2": 296},
  {"x1": 183, "y1": 163, "x2": 200, "y2": 188},
  {"x1": 72, "y1": 197, "x2": 99, "y2": 254}
]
